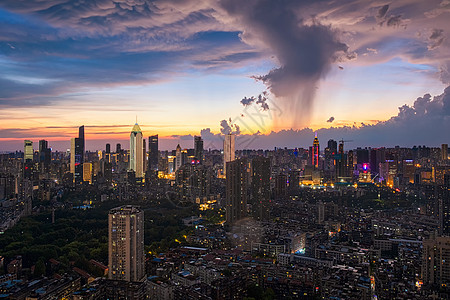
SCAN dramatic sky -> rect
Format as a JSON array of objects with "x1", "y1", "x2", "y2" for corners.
[{"x1": 1, "y1": 0, "x2": 449, "y2": 151}]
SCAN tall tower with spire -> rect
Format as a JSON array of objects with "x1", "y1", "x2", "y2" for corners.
[
  {"x1": 130, "y1": 123, "x2": 144, "y2": 178},
  {"x1": 312, "y1": 132, "x2": 320, "y2": 168}
]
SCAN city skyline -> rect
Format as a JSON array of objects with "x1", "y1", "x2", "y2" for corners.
[{"x1": 1, "y1": 0, "x2": 450, "y2": 150}]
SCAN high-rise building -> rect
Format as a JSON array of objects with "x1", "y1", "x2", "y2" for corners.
[
  {"x1": 223, "y1": 134, "x2": 235, "y2": 178},
  {"x1": 438, "y1": 185, "x2": 450, "y2": 235},
  {"x1": 194, "y1": 136, "x2": 204, "y2": 164},
  {"x1": 70, "y1": 126, "x2": 85, "y2": 184},
  {"x1": 324, "y1": 139, "x2": 337, "y2": 178},
  {"x1": 380, "y1": 160, "x2": 398, "y2": 187},
  {"x1": 251, "y1": 157, "x2": 271, "y2": 221},
  {"x1": 108, "y1": 206, "x2": 145, "y2": 282},
  {"x1": 335, "y1": 141, "x2": 348, "y2": 180},
  {"x1": 175, "y1": 144, "x2": 182, "y2": 171},
  {"x1": 275, "y1": 173, "x2": 287, "y2": 198},
  {"x1": 129, "y1": 123, "x2": 144, "y2": 178},
  {"x1": 442, "y1": 144, "x2": 449, "y2": 161},
  {"x1": 422, "y1": 236, "x2": 450, "y2": 286},
  {"x1": 356, "y1": 147, "x2": 369, "y2": 165},
  {"x1": 226, "y1": 158, "x2": 248, "y2": 224},
  {"x1": 105, "y1": 143, "x2": 111, "y2": 163},
  {"x1": 79, "y1": 125, "x2": 85, "y2": 157},
  {"x1": 327, "y1": 139, "x2": 337, "y2": 154},
  {"x1": 24, "y1": 140, "x2": 33, "y2": 161},
  {"x1": 312, "y1": 133, "x2": 320, "y2": 168},
  {"x1": 347, "y1": 150, "x2": 354, "y2": 179},
  {"x1": 148, "y1": 135, "x2": 158, "y2": 171},
  {"x1": 116, "y1": 143, "x2": 122, "y2": 153},
  {"x1": 83, "y1": 163, "x2": 92, "y2": 184},
  {"x1": 38, "y1": 140, "x2": 51, "y2": 172},
  {"x1": 143, "y1": 138, "x2": 147, "y2": 174}
]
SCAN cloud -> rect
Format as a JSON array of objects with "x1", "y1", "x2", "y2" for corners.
[
  {"x1": 385, "y1": 15, "x2": 404, "y2": 28},
  {"x1": 220, "y1": 118, "x2": 240, "y2": 135},
  {"x1": 2, "y1": 85, "x2": 449, "y2": 151},
  {"x1": 0, "y1": 3, "x2": 254, "y2": 106},
  {"x1": 377, "y1": 4, "x2": 390, "y2": 20},
  {"x1": 428, "y1": 28, "x2": 445, "y2": 50},
  {"x1": 217, "y1": 0, "x2": 354, "y2": 127},
  {"x1": 240, "y1": 91, "x2": 269, "y2": 111},
  {"x1": 327, "y1": 116, "x2": 335, "y2": 123}
]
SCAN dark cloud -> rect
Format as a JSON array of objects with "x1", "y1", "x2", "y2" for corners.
[
  {"x1": 220, "y1": 119, "x2": 240, "y2": 135},
  {"x1": 240, "y1": 96, "x2": 255, "y2": 106},
  {"x1": 386, "y1": 15, "x2": 403, "y2": 27},
  {"x1": 327, "y1": 116, "x2": 335, "y2": 123},
  {"x1": 218, "y1": 0, "x2": 354, "y2": 127},
  {"x1": 377, "y1": 4, "x2": 389, "y2": 19},
  {"x1": 429, "y1": 28, "x2": 445, "y2": 50},
  {"x1": 240, "y1": 91, "x2": 269, "y2": 111},
  {"x1": 374, "y1": 4, "x2": 404, "y2": 28}
]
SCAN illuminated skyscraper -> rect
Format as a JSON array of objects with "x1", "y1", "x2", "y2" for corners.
[
  {"x1": 148, "y1": 135, "x2": 158, "y2": 171},
  {"x1": 223, "y1": 133, "x2": 235, "y2": 177},
  {"x1": 143, "y1": 138, "x2": 147, "y2": 173},
  {"x1": 108, "y1": 206, "x2": 145, "y2": 282},
  {"x1": 24, "y1": 140, "x2": 33, "y2": 161},
  {"x1": 312, "y1": 133, "x2": 319, "y2": 168},
  {"x1": 83, "y1": 163, "x2": 92, "y2": 184},
  {"x1": 175, "y1": 144, "x2": 182, "y2": 171},
  {"x1": 129, "y1": 123, "x2": 144, "y2": 178}
]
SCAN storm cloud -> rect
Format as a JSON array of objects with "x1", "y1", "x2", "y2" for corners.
[{"x1": 218, "y1": 0, "x2": 353, "y2": 127}]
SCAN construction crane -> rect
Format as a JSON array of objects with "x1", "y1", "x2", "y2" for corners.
[
  {"x1": 339, "y1": 139, "x2": 354, "y2": 145},
  {"x1": 338, "y1": 139, "x2": 353, "y2": 153}
]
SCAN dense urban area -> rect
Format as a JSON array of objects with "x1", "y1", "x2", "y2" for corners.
[{"x1": 0, "y1": 124, "x2": 449, "y2": 299}]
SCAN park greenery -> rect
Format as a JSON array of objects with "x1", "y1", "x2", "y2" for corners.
[{"x1": 0, "y1": 196, "x2": 198, "y2": 278}]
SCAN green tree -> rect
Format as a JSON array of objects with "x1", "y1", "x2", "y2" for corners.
[{"x1": 34, "y1": 258, "x2": 46, "y2": 277}]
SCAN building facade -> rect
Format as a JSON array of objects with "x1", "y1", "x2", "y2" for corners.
[
  {"x1": 223, "y1": 133, "x2": 235, "y2": 178},
  {"x1": 129, "y1": 123, "x2": 144, "y2": 178},
  {"x1": 226, "y1": 158, "x2": 248, "y2": 224},
  {"x1": 108, "y1": 206, "x2": 145, "y2": 282}
]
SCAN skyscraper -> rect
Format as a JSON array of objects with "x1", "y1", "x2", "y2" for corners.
[
  {"x1": 443, "y1": 144, "x2": 449, "y2": 161},
  {"x1": 312, "y1": 133, "x2": 320, "y2": 168},
  {"x1": 226, "y1": 158, "x2": 248, "y2": 224},
  {"x1": 194, "y1": 136, "x2": 203, "y2": 164},
  {"x1": 143, "y1": 138, "x2": 147, "y2": 173},
  {"x1": 38, "y1": 140, "x2": 51, "y2": 171},
  {"x1": 175, "y1": 144, "x2": 182, "y2": 171},
  {"x1": 103, "y1": 143, "x2": 110, "y2": 163},
  {"x1": 108, "y1": 206, "x2": 145, "y2": 282},
  {"x1": 223, "y1": 133, "x2": 235, "y2": 178},
  {"x1": 70, "y1": 126, "x2": 85, "y2": 184},
  {"x1": 129, "y1": 123, "x2": 144, "y2": 178},
  {"x1": 79, "y1": 125, "x2": 85, "y2": 158},
  {"x1": 148, "y1": 135, "x2": 158, "y2": 171},
  {"x1": 24, "y1": 140, "x2": 33, "y2": 161},
  {"x1": 83, "y1": 163, "x2": 92, "y2": 184},
  {"x1": 251, "y1": 157, "x2": 271, "y2": 221}
]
